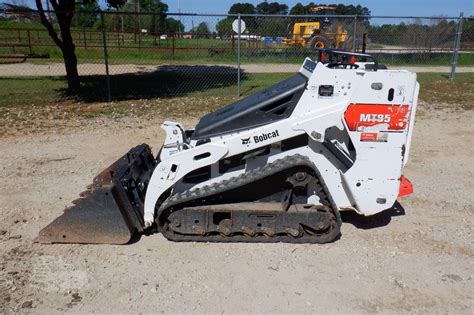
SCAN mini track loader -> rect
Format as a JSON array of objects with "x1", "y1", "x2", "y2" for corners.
[{"x1": 37, "y1": 49, "x2": 418, "y2": 245}]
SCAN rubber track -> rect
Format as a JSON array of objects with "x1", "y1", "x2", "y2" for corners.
[{"x1": 158, "y1": 154, "x2": 342, "y2": 243}]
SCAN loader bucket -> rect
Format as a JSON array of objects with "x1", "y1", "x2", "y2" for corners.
[{"x1": 36, "y1": 144, "x2": 156, "y2": 245}]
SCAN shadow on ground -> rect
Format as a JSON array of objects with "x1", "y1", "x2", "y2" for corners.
[
  {"x1": 341, "y1": 201, "x2": 406, "y2": 229},
  {"x1": 70, "y1": 65, "x2": 246, "y2": 102}
]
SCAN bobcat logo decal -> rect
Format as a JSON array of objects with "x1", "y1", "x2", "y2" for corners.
[{"x1": 241, "y1": 137, "x2": 251, "y2": 145}]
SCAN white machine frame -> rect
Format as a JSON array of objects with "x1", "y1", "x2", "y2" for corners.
[{"x1": 143, "y1": 59, "x2": 419, "y2": 227}]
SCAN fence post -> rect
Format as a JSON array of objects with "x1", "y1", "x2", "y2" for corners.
[
  {"x1": 27, "y1": 29, "x2": 32, "y2": 54},
  {"x1": 83, "y1": 28, "x2": 87, "y2": 49},
  {"x1": 449, "y1": 12, "x2": 464, "y2": 81},
  {"x1": 352, "y1": 16, "x2": 357, "y2": 52},
  {"x1": 117, "y1": 30, "x2": 120, "y2": 49},
  {"x1": 100, "y1": 12, "x2": 111, "y2": 102},
  {"x1": 172, "y1": 33, "x2": 175, "y2": 59},
  {"x1": 237, "y1": 14, "x2": 241, "y2": 97}
]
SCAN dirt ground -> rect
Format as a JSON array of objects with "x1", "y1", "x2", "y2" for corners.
[{"x1": 0, "y1": 102, "x2": 473, "y2": 314}]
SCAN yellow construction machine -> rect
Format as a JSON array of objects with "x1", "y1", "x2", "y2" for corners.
[{"x1": 282, "y1": 6, "x2": 350, "y2": 49}]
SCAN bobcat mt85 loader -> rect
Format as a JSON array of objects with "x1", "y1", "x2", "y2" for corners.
[{"x1": 37, "y1": 49, "x2": 418, "y2": 245}]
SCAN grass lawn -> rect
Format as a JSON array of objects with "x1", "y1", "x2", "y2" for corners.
[
  {"x1": 1, "y1": 72, "x2": 472, "y2": 108},
  {"x1": 0, "y1": 72, "x2": 293, "y2": 107},
  {"x1": 2, "y1": 44, "x2": 473, "y2": 66},
  {"x1": 417, "y1": 73, "x2": 474, "y2": 110},
  {"x1": 0, "y1": 76, "x2": 65, "y2": 107}
]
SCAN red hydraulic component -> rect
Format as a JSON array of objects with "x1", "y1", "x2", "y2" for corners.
[{"x1": 398, "y1": 176, "x2": 413, "y2": 197}]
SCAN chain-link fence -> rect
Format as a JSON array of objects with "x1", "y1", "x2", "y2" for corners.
[{"x1": 0, "y1": 9, "x2": 472, "y2": 102}]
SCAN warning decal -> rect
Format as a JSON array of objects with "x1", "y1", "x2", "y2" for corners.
[
  {"x1": 360, "y1": 132, "x2": 388, "y2": 142},
  {"x1": 345, "y1": 104, "x2": 410, "y2": 132}
]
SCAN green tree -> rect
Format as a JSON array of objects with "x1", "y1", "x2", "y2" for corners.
[
  {"x1": 163, "y1": 18, "x2": 184, "y2": 33},
  {"x1": 461, "y1": 18, "x2": 473, "y2": 48},
  {"x1": 333, "y1": 4, "x2": 370, "y2": 16},
  {"x1": 228, "y1": 2, "x2": 257, "y2": 31},
  {"x1": 289, "y1": 3, "x2": 306, "y2": 15},
  {"x1": 145, "y1": 0, "x2": 168, "y2": 34},
  {"x1": 74, "y1": 2, "x2": 100, "y2": 28},
  {"x1": 368, "y1": 19, "x2": 457, "y2": 49},
  {"x1": 193, "y1": 22, "x2": 210, "y2": 38},
  {"x1": 256, "y1": 1, "x2": 288, "y2": 15},
  {"x1": 216, "y1": 18, "x2": 233, "y2": 36},
  {"x1": 254, "y1": 2, "x2": 288, "y2": 35},
  {"x1": 288, "y1": 2, "x2": 370, "y2": 16},
  {"x1": 256, "y1": 17, "x2": 288, "y2": 36},
  {"x1": 228, "y1": 3, "x2": 255, "y2": 15},
  {"x1": 102, "y1": 3, "x2": 136, "y2": 33},
  {"x1": 287, "y1": 2, "x2": 371, "y2": 30}
]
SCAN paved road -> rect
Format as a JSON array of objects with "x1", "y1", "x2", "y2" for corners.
[{"x1": 0, "y1": 62, "x2": 473, "y2": 77}]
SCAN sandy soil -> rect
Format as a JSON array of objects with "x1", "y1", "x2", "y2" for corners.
[
  {"x1": 0, "y1": 103, "x2": 473, "y2": 314},
  {"x1": 0, "y1": 62, "x2": 473, "y2": 76}
]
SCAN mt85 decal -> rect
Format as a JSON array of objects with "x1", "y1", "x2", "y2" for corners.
[
  {"x1": 360, "y1": 113, "x2": 391, "y2": 123},
  {"x1": 344, "y1": 104, "x2": 410, "y2": 131}
]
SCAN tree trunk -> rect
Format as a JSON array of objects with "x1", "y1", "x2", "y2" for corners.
[
  {"x1": 61, "y1": 44, "x2": 80, "y2": 92},
  {"x1": 35, "y1": 0, "x2": 80, "y2": 93},
  {"x1": 58, "y1": 9, "x2": 80, "y2": 93}
]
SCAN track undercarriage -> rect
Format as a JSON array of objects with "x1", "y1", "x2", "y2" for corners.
[{"x1": 158, "y1": 155, "x2": 341, "y2": 243}]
